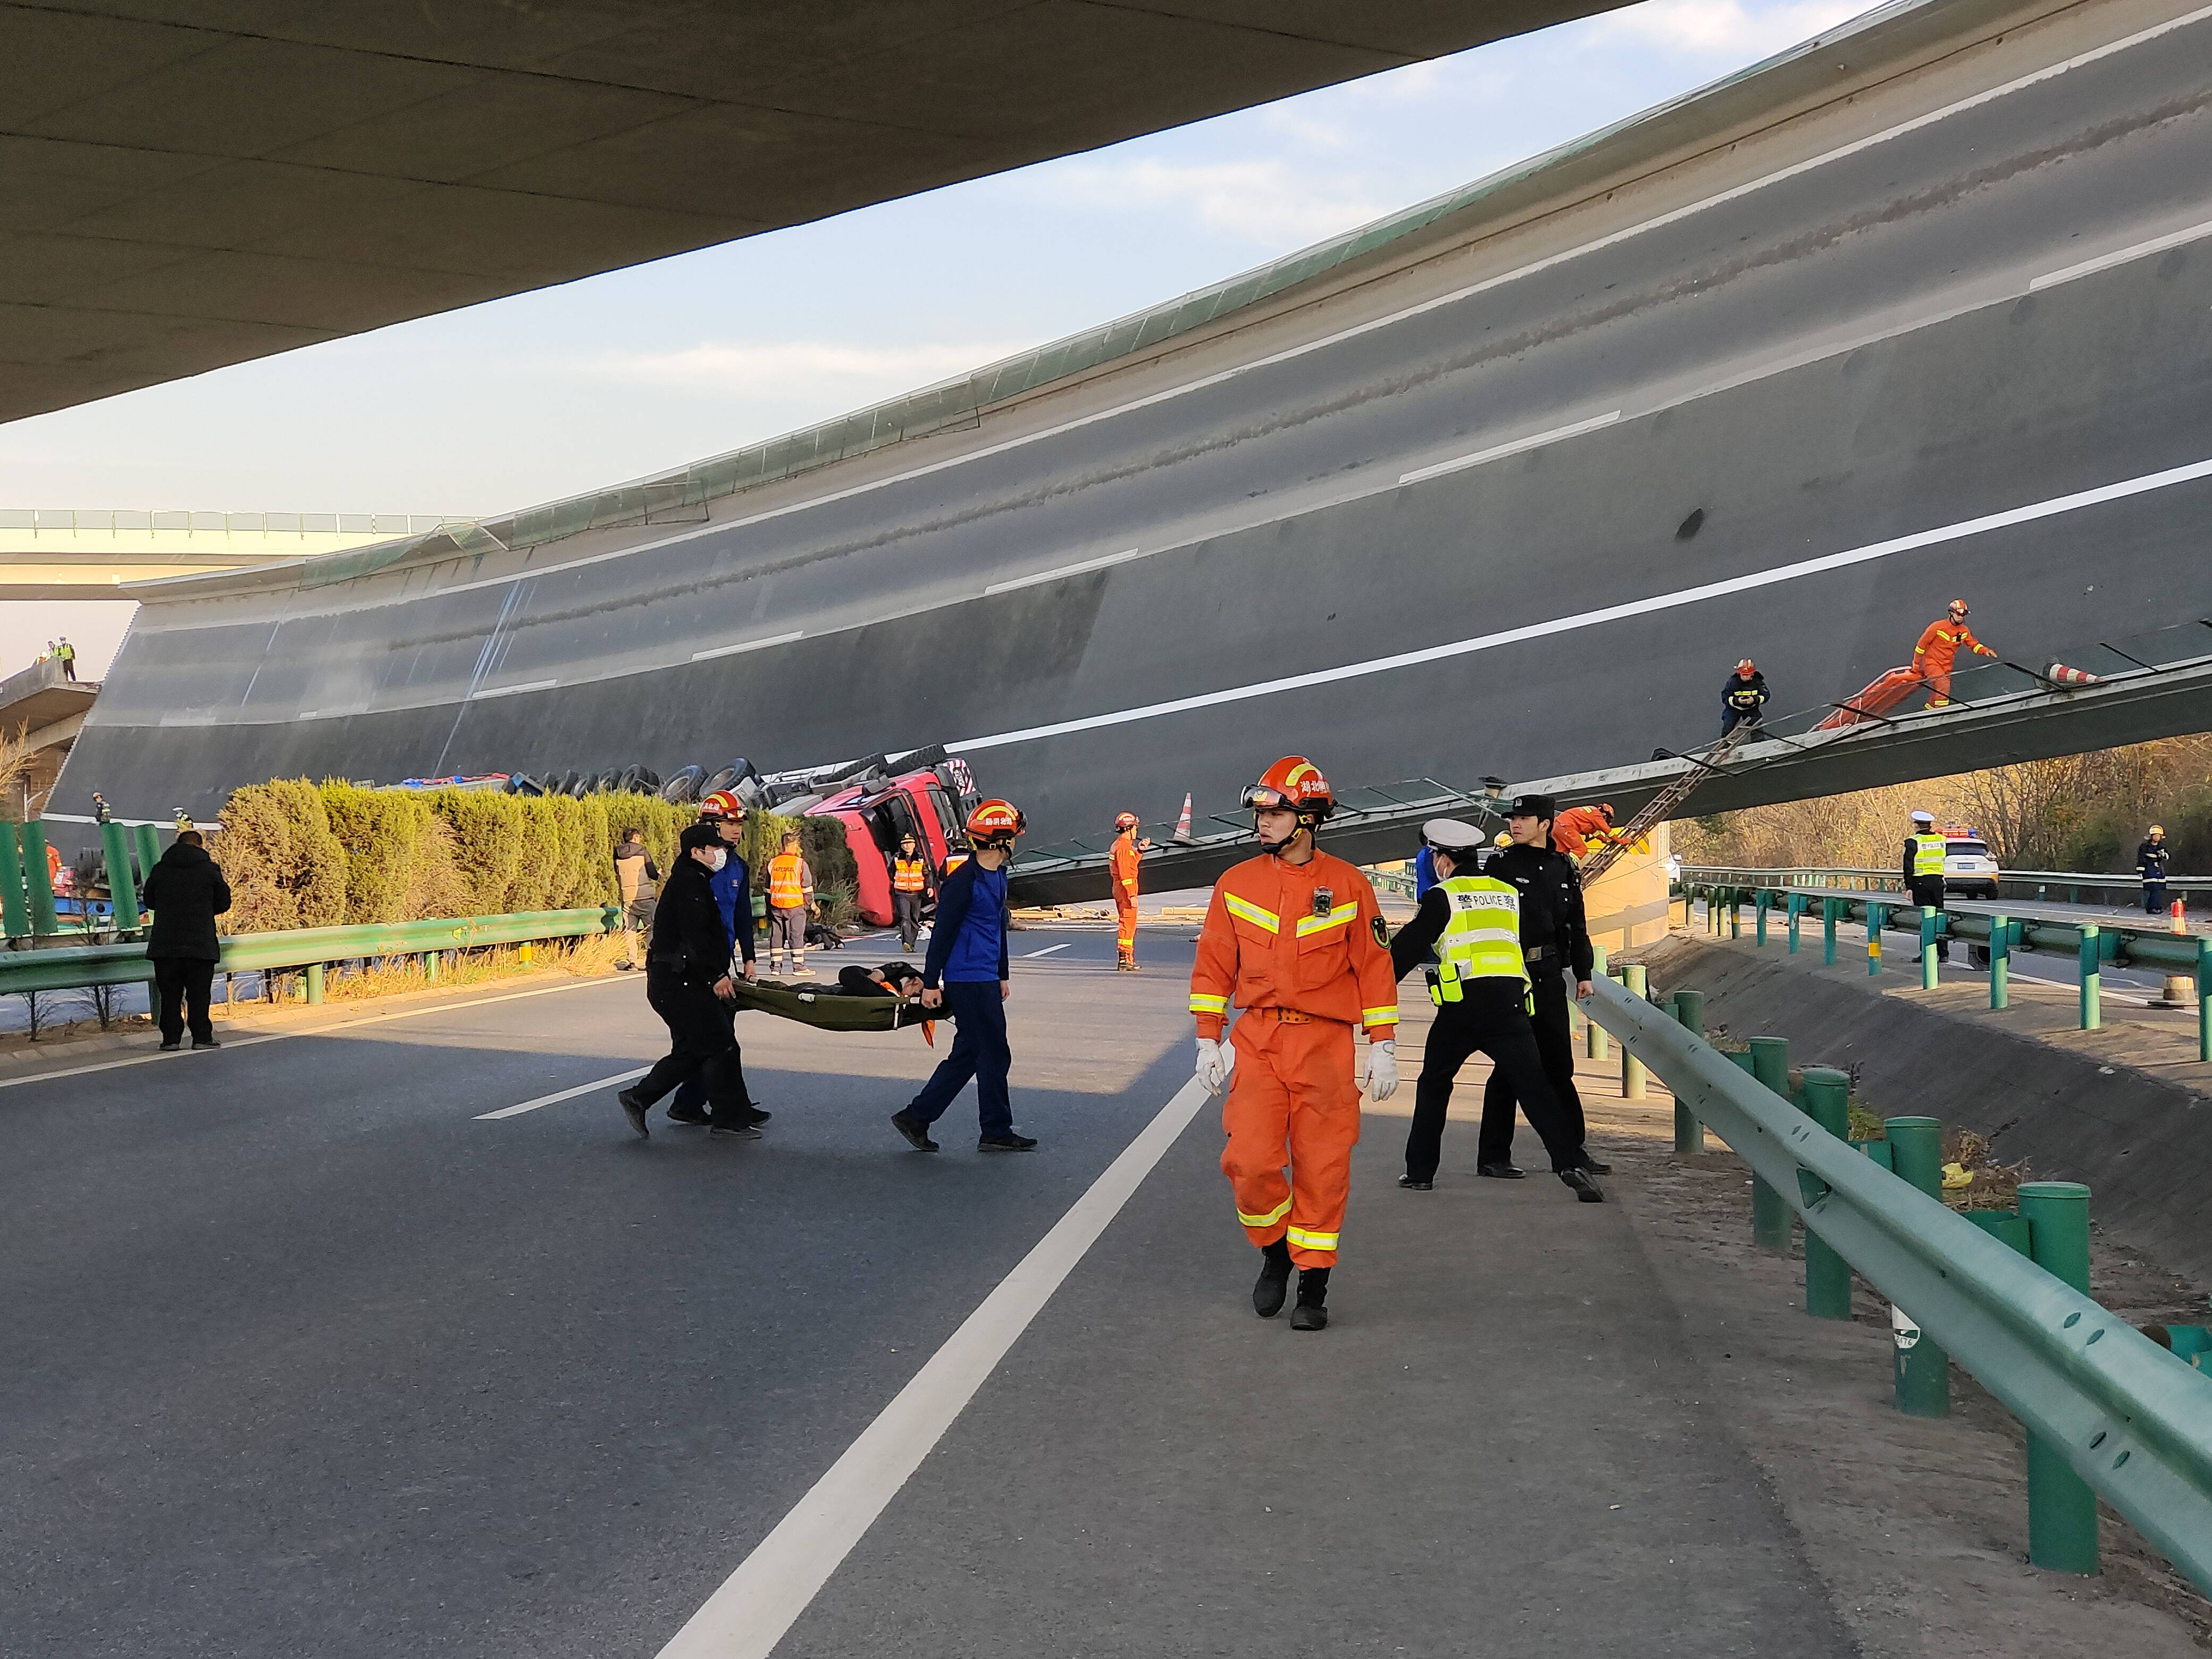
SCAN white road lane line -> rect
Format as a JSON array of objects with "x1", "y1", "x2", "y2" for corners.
[
  {"x1": 1020, "y1": 942, "x2": 1074, "y2": 957},
  {"x1": 476, "y1": 1067, "x2": 647, "y2": 1119},
  {"x1": 655, "y1": 1076, "x2": 1213, "y2": 1659},
  {"x1": 276, "y1": 0, "x2": 2212, "y2": 621},
  {"x1": 471, "y1": 677, "x2": 559, "y2": 700},
  {"x1": 984, "y1": 547, "x2": 1143, "y2": 596},
  {"x1": 0, "y1": 974, "x2": 635, "y2": 1094},
  {"x1": 1397, "y1": 410, "x2": 1621, "y2": 484},
  {"x1": 692, "y1": 631, "x2": 805, "y2": 662},
  {"x1": 951, "y1": 453, "x2": 2212, "y2": 752},
  {"x1": 2007, "y1": 970, "x2": 2154, "y2": 1006},
  {"x1": 2030, "y1": 217, "x2": 2212, "y2": 291}
]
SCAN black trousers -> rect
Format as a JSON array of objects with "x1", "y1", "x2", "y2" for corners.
[
  {"x1": 1405, "y1": 985, "x2": 1582, "y2": 1180},
  {"x1": 893, "y1": 891, "x2": 924, "y2": 952},
  {"x1": 1906, "y1": 877, "x2": 1947, "y2": 958},
  {"x1": 638, "y1": 972, "x2": 750, "y2": 1124},
  {"x1": 152, "y1": 956, "x2": 215, "y2": 1045},
  {"x1": 2144, "y1": 880, "x2": 2167, "y2": 915},
  {"x1": 1478, "y1": 973, "x2": 1587, "y2": 1169}
]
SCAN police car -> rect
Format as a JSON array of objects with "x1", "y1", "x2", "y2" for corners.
[{"x1": 1943, "y1": 828, "x2": 1999, "y2": 899}]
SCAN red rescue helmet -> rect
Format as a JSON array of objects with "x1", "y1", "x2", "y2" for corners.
[
  {"x1": 699, "y1": 788, "x2": 745, "y2": 819},
  {"x1": 1115, "y1": 811, "x2": 1140, "y2": 831},
  {"x1": 1241, "y1": 756, "x2": 1335, "y2": 819},
  {"x1": 1948, "y1": 598, "x2": 1969, "y2": 617},
  {"x1": 1736, "y1": 658, "x2": 1755, "y2": 675},
  {"x1": 965, "y1": 798, "x2": 1026, "y2": 848},
  {"x1": 1597, "y1": 802, "x2": 1615, "y2": 822}
]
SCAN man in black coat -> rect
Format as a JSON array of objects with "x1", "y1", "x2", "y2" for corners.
[
  {"x1": 1477, "y1": 795, "x2": 1609, "y2": 1179},
  {"x1": 619, "y1": 821, "x2": 757, "y2": 1140},
  {"x1": 1721, "y1": 659, "x2": 1769, "y2": 735},
  {"x1": 140, "y1": 830, "x2": 231, "y2": 1051}
]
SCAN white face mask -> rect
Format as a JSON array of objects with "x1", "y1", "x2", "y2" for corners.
[{"x1": 701, "y1": 847, "x2": 727, "y2": 871}]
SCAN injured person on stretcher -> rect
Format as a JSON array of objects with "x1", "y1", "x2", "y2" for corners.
[{"x1": 722, "y1": 960, "x2": 934, "y2": 1036}]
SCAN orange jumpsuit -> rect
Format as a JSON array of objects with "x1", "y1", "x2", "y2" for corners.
[
  {"x1": 1551, "y1": 807, "x2": 1613, "y2": 861},
  {"x1": 1190, "y1": 849, "x2": 1399, "y2": 1268},
  {"x1": 1912, "y1": 617, "x2": 1996, "y2": 706},
  {"x1": 1110, "y1": 831, "x2": 1143, "y2": 965}
]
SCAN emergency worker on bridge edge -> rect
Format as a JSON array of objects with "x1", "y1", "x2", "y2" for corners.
[
  {"x1": 1110, "y1": 811, "x2": 1151, "y2": 971},
  {"x1": 1912, "y1": 598, "x2": 1996, "y2": 708},
  {"x1": 1191, "y1": 757, "x2": 1400, "y2": 1334},
  {"x1": 1387, "y1": 818, "x2": 1602, "y2": 1202},
  {"x1": 2138, "y1": 824, "x2": 2170, "y2": 916},
  {"x1": 1905, "y1": 809, "x2": 1949, "y2": 963},
  {"x1": 1471, "y1": 797, "x2": 1608, "y2": 1185},
  {"x1": 891, "y1": 831, "x2": 934, "y2": 954},
  {"x1": 1721, "y1": 659, "x2": 1769, "y2": 736},
  {"x1": 1549, "y1": 801, "x2": 1615, "y2": 864},
  {"x1": 668, "y1": 790, "x2": 767, "y2": 1129}
]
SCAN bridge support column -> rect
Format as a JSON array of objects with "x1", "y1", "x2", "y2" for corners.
[
  {"x1": 1799, "y1": 1068, "x2": 1854, "y2": 1320},
  {"x1": 1747, "y1": 1036, "x2": 1794, "y2": 1253},
  {"x1": 1990, "y1": 915, "x2": 2010, "y2": 1009},
  {"x1": 1886, "y1": 1116, "x2": 1950, "y2": 1417},
  {"x1": 2079, "y1": 926, "x2": 2100, "y2": 1030},
  {"x1": 1620, "y1": 963, "x2": 1647, "y2": 1100},
  {"x1": 2019, "y1": 1180, "x2": 2099, "y2": 1575},
  {"x1": 1670, "y1": 991, "x2": 1705, "y2": 1153}
]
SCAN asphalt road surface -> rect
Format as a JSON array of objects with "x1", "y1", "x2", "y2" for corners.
[
  {"x1": 4, "y1": 935, "x2": 1858, "y2": 1656},
  {"x1": 64, "y1": 2, "x2": 2212, "y2": 839}
]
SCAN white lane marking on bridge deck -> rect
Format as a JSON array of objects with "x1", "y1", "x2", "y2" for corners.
[
  {"x1": 2007, "y1": 970, "x2": 2154, "y2": 1006},
  {"x1": 472, "y1": 677, "x2": 558, "y2": 700},
  {"x1": 476, "y1": 1067, "x2": 647, "y2": 1119},
  {"x1": 1020, "y1": 942, "x2": 1074, "y2": 957},
  {"x1": 296, "y1": 0, "x2": 2212, "y2": 619},
  {"x1": 984, "y1": 547, "x2": 1143, "y2": 596},
  {"x1": 948, "y1": 453, "x2": 2212, "y2": 753},
  {"x1": 692, "y1": 630, "x2": 805, "y2": 661},
  {"x1": 0, "y1": 975, "x2": 633, "y2": 1094},
  {"x1": 1397, "y1": 410, "x2": 1622, "y2": 484},
  {"x1": 2030, "y1": 217, "x2": 2212, "y2": 291},
  {"x1": 654, "y1": 1076, "x2": 1211, "y2": 1659}
]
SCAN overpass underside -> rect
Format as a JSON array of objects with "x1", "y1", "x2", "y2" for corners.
[{"x1": 60, "y1": 0, "x2": 2212, "y2": 840}]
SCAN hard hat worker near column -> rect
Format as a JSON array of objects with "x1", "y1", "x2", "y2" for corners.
[
  {"x1": 1386, "y1": 814, "x2": 1604, "y2": 1202},
  {"x1": 1905, "y1": 809, "x2": 1949, "y2": 963},
  {"x1": 1191, "y1": 757, "x2": 1401, "y2": 1333},
  {"x1": 1110, "y1": 811, "x2": 1150, "y2": 971},
  {"x1": 1913, "y1": 599, "x2": 1997, "y2": 708}
]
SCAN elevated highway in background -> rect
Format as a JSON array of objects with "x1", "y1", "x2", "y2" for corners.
[
  {"x1": 0, "y1": 509, "x2": 458, "y2": 598},
  {"x1": 3, "y1": 0, "x2": 1620, "y2": 423},
  {"x1": 60, "y1": 0, "x2": 2212, "y2": 839}
]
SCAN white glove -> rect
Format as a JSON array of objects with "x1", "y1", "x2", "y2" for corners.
[
  {"x1": 1363, "y1": 1039, "x2": 1399, "y2": 1102},
  {"x1": 1195, "y1": 1037, "x2": 1232, "y2": 1095}
]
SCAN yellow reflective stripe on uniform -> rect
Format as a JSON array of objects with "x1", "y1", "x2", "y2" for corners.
[
  {"x1": 1362, "y1": 1006, "x2": 1399, "y2": 1026},
  {"x1": 1237, "y1": 1195, "x2": 1293, "y2": 1228},
  {"x1": 1189, "y1": 992, "x2": 1229, "y2": 1015},
  {"x1": 1224, "y1": 893, "x2": 1280, "y2": 933},
  {"x1": 1294, "y1": 907, "x2": 1356, "y2": 938},
  {"x1": 1286, "y1": 1225, "x2": 1339, "y2": 1252}
]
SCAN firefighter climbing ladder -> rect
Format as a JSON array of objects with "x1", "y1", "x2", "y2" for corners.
[{"x1": 1577, "y1": 723, "x2": 1755, "y2": 886}]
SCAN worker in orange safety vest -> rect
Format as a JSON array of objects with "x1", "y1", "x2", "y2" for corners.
[
  {"x1": 890, "y1": 831, "x2": 933, "y2": 953},
  {"x1": 1912, "y1": 598, "x2": 1997, "y2": 707},
  {"x1": 1109, "y1": 811, "x2": 1151, "y2": 971},
  {"x1": 1549, "y1": 802, "x2": 1615, "y2": 862},
  {"x1": 1191, "y1": 756, "x2": 1401, "y2": 1333},
  {"x1": 766, "y1": 831, "x2": 815, "y2": 977}
]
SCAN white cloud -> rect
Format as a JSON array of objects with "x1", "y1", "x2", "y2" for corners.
[
  {"x1": 1041, "y1": 157, "x2": 1398, "y2": 246},
  {"x1": 1587, "y1": 0, "x2": 1872, "y2": 60},
  {"x1": 574, "y1": 338, "x2": 1035, "y2": 396}
]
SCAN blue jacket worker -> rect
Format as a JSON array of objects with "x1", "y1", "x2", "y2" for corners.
[{"x1": 890, "y1": 799, "x2": 1037, "y2": 1154}]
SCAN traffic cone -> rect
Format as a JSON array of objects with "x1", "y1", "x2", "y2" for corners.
[
  {"x1": 2161, "y1": 899, "x2": 2193, "y2": 1006},
  {"x1": 2173, "y1": 899, "x2": 2188, "y2": 933},
  {"x1": 1174, "y1": 793, "x2": 1193, "y2": 843},
  {"x1": 2045, "y1": 660, "x2": 2102, "y2": 686}
]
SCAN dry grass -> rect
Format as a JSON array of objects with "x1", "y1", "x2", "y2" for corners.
[{"x1": 257, "y1": 931, "x2": 629, "y2": 1004}]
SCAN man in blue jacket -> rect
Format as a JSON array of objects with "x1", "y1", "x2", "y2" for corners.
[
  {"x1": 668, "y1": 790, "x2": 765, "y2": 1128},
  {"x1": 890, "y1": 799, "x2": 1037, "y2": 1154}
]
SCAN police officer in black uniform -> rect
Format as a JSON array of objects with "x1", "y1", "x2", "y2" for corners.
[
  {"x1": 1477, "y1": 794, "x2": 1610, "y2": 1180},
  {"x1": 1387, "y1": 818, "x2": 1601, "y2": 1202},
  {"x1": 619, "y1": 821, "x2": 759, "y2": 1141}
]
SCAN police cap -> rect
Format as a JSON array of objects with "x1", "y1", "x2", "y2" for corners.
[
  {"x1": 1505, "y1": 793, "x2": 1557, "y2": 821},
  {"x1": 1421, "y1": 817, "x2": 1489, "y2": 856}
]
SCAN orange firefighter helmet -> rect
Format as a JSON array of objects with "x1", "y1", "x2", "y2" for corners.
[
  {"x1": 699, "y1": 788, "x2": 745, "y2": 819},
  {"x1": 1115, "y1": 811, "x2": 1140, "y2": 831},
  {"x1": 965, "y1": 798, "x2": 1027, "y2": 847},
  {"x1": 1241, "y1": 756, "x2": 1335, "y2": 819},
  {"x1": 1736, "y1": 658, "x2": 1755, "y2": 674}
]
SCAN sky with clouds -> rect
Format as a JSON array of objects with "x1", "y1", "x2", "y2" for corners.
[{"x1": 2, "y1": 0, "x2": 1869, "y2": 673}]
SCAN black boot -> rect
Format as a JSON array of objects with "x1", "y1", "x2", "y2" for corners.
[
  {"x1": 1252, "y1": 1238, "x2": 1292, "y2": 1318},
  {"x1": 1290, "y1": 1266, "x2": 1330, "y2": 1331}
]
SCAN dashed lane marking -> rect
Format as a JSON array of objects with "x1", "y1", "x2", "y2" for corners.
[
  {"x1": 476, "y1": 1067, "x2": 648, "y2": 1120},
  {"x1": 1020, "y1": 942, "x2": 1074, "y2": 957},
  {"x1": 654, "y1": 1076, "x2": 1212, "y2": 1659}
]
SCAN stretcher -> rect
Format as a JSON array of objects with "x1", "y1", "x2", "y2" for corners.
[
  {"x1": 725, "y1": 977, "x2": 936, "y2": 1038},
  {"x1": 1816, "y1": 666, "x2": 1921, "y2": 730}
]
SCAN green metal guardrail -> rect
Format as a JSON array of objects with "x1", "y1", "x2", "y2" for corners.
[
  {"x1": 0, "y1": 908, "x2": 619, "y2": 1001},
  {"x1": 1582, "y1": 975, "x2": 2212, "y2": 1594}
]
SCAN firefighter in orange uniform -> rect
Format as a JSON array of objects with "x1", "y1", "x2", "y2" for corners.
[
  {"x1": 1912, "y1": 598, "x2": 1997, "y2": 707},
  {"x1": 1550, "y1": 802, "x2": 1615, "y2": 862},
  {"x1": 1191, "y1": 757, "x2": 1400, "y2": 1332},
  {"x1": 1109, "y1": 811, "x2": 1150, "y2": 971}
]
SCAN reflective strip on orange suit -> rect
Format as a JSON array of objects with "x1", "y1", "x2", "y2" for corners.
[
  {"x1": 1222, "y1": 1015, "x2": 1360, "y2": 1268},
  {"x1": 1188, "y1": 850, "x2": 1397, "y2": 1041}
]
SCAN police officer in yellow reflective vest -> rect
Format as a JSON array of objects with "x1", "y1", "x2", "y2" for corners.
[
  {"x1": 1386, "y1": 819, "x2": 1603, "y2": 1202},
  {"x1": 1904, "y1": 810, "x2": 1949, "y2": 962}
]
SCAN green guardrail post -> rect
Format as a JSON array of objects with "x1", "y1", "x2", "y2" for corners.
[
  {"x1": 132, "y1": 823, "x2": 162, "y2": 892},
  {"x1": 2018, "y1": 1179, "x2": 2098, "y2": 1575},
  {"x1": 1728, "y1": 892, "x2": 1741, "y2": 940},
  {"x1": 1747, "y1": 1035, "x2": 1795, "y2": 1252},
  {"x1": 1920, "y1": 907, "x2": 1940, "y2": 990},
  {"x1": 1620, "y1": 963, "x2": 1648, "y2": 1100},
  {"x1": 305, "y1": 962, "x2": 325, "y2": 1004},
  {"x1": 98, "y1": 819, "x2": 138, "y2": 934},
  {"x1": 1755, "y1": 891, "x2": 1769, "y2": 947},
  {"x1": 1822, "y1": 896, "x2": 1838, "y2": 966},
  {"x1": 0, "y1": 822, "x2": 26, "y2": 940},
  {"x1": 1585, "y1": 945, "x2": 1610, "y2": 1061},
  {"x1": 1867, "y1": 902, "x2": 1887, "y2": 976},
  {"x1": 1886, "y1": 1115, "x2": 1951, "y2": 1417},
  {"x1": 1991, "y1": 914, "x2": 2011, "y2": 1010},
  {"x1": 2199, "y1": 937, "x2": 2211, "y2": 1063},
  {"x1": 21, "y1": 820, "x2": 58, "y2": 937},
  {"x1": 1799, "y1": 1067, "x2": 1854, "y2": 1320},
  {"x1": 2079, "y1": 925, "x2": 2100, "y2": 1030},
  {"x1": 424, "y1": 950, "x2": 440, "y2": 985},
  {"x1": 1787, "y1": 893, "x2": 1802, "y2": 954},
  {"x1": 1670, "y1": 991, "x2": 1705, "y2": 1152}
]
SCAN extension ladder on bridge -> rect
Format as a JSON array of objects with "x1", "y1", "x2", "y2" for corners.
[{"x1": 1578, "y1": 723, "x2": 1754, "y2": 886}]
